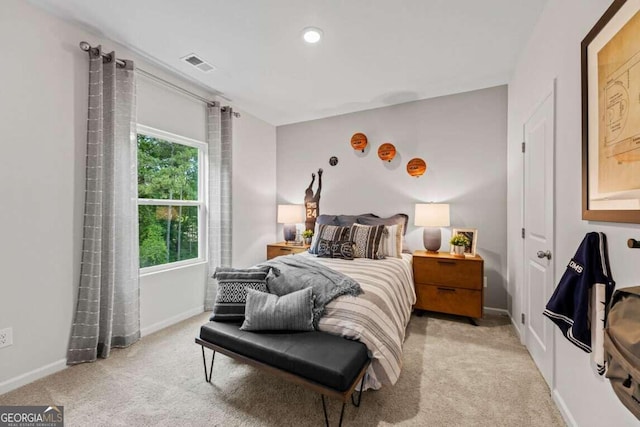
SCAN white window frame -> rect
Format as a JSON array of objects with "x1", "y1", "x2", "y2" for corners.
[{"x1": 137, "y1": 124, "x2": 208, "y2": 275}]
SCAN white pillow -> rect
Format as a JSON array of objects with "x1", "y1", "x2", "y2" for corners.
[{"x1": 377, "y1": 224, "x2": 403, "y2": 258}]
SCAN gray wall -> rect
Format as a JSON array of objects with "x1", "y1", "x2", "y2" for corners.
[{"x1": 277, "y1": 86, "x2": 508, "y2": 309}]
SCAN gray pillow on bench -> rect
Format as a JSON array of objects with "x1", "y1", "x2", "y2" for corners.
[{"x1": 240, "y1": 288, "x2": 315, "y2": 331}]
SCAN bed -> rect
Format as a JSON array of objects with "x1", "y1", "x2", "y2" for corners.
[
  {"x1": 208, "y1": 213, "x2": 416, "y2": 392},
  {"x1": 299, "y1": 251, "x2": 415, "y2": 390}
]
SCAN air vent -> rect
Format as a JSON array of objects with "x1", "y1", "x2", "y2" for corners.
[{"x1": 181, "y1": 53, "x2": 216, "y2": 73}]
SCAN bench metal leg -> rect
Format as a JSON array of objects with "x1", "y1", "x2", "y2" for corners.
[
  {"x1": 321, "y1": 395, "x2": 346, "y2": 427},
  {"x1": 351, "y1": 374, "x2": 366, "y2": 407},
  {"x1": 200, "y1": 345, "x2": 215, "y2": 383},
  {"x1": 321, "y1": 395, "x2": 329, "y2": 427}
]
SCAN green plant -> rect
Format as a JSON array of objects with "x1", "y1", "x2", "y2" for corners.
[
  {"x1": 302, "y1": 229, "x2": 314, "y2": 239},
  {"x1": 450, "y1": 234, "x2": 470, "y2": 247}
]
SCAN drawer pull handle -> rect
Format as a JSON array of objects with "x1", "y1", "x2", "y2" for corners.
[
  {"x1": 280, "y1": 248, "x2": 293, "y2": 252},
  {"x1": 437, "y1": 260, "x2": 456, "y2": 265},
  {"x1": 437, "y1": 287, "x2": 457, "y2": 293}
]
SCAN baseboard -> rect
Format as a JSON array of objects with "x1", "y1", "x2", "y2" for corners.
[
  {"x1": 508, "y1": 313, "x2": 523, "y2": 342},
  {"x1": 483, "y1": 306, "x2": 509, "y2": 316},
  {"x1": 0, "y1": 306, "x2": 205, "y2": 396},
  {"x1": 141, "y1": 305, "x2": 204, "y2": 337},
  {"x1": 0, "y1": 358, "x2": 67, "y2": 396},
  {"x1": 552, "y1": 388, "x2": 577, "y2": 427}
]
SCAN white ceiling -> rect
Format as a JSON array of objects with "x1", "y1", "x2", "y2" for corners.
[{"x1": 32, "y1": 0, "x2": 547, "y2": 126}]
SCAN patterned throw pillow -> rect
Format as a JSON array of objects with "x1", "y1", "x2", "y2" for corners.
[
  {"x1": 317, "y1": 239, "x2": 355, "y2": 260},
  {"x1": 210, "y1": 266, "x2": 271, "y2": 322},
  {"x1": 240, "y1": 287, "x2": 315, "y2": 332},
  {"x1": 349, "y1": 223, "x2": 387, "y2": 259},
  {"x1": 308, "y1": 224, "x2": 350, "y2": 254},
  {"x1": 356, "y1": 213, "x2": 409, "y2": 236},
  {"x1": 356, "y1": 213, "x2": 410, "y2": 252}
]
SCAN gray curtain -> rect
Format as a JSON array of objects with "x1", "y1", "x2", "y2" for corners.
[
  {"x1": 67, "y1": 46, "x2": 140, "y2": 364},
  {"x1": 205, "y1": 104, "x2": 233, "y2": 310}
]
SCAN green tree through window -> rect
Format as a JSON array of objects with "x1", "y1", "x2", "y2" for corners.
[{"x1": 137, "y1": 131, "x2": 202, "y2": 269}]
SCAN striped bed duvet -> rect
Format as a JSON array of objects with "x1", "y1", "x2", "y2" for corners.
[{"x1": 298, "y1": 252, "x2": 415, "y2": 390}]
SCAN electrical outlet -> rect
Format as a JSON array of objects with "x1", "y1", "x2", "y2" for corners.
[
  {"x1": 483, "y1": 276, "x2": 487, "y2": 288},
  {"x1": 0, "y1": 327, "x2": 13, "y2": 349}
]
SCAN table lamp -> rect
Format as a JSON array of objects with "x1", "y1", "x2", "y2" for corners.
[
  {"x1": 277, "y1": 204, "x2": 304, "y2": 244},
  {"x1": 415, "y1": 203, "x2": 450, "y2": 252}
]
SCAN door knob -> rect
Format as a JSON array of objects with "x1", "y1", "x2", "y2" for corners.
[{"x1": 537, "y1": 250, "x2": 552, "y2": 260}]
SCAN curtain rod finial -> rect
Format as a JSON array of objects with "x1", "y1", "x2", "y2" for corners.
[{"x1": 79, "y1": 41, "x2": 91, "y2": 51}]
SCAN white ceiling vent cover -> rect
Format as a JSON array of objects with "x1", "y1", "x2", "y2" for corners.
[{"x1": 181, "y1": 53, "x2": 216, "y2": 73}]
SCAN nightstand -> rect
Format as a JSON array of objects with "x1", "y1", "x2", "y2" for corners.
[
  {"x1": 266, "y1": 242, "x2": 310, "y2": 260},
  {"x1": 412, "y1": 250, "x2": 484, "y2": 325}
]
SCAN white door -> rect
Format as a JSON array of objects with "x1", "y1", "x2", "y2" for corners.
[{"x1": 523, "y1": 86, "x2": 555, "y2": 387}]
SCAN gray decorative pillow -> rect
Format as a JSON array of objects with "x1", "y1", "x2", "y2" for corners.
[
  {"x1": 336, "y1": 213, "x2": 377, "y2": 227},
  {"x1": 316, "y1": 214, "x2": 339, "y2": 226},
  {"x1": 349, "y1": 223, "x2": 387, "y2": 259},
  {"x1": 240, "y1": 288, "x2": 315, "y2": 331},
  {"x1": 309, "y1": 224, "x2": 350, "y2": 254},
  {"x1": 210, "y1": 266, "x2": 271, "y2": 322}
]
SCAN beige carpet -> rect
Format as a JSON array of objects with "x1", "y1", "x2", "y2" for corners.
[{"x1": 0, "y1": 312, "x2": 565, "y2": 426}]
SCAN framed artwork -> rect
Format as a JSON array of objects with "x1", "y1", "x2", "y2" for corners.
[
  {"x1": 451, "y1": 228, "x2": 478, "y2": 257},
  {"x1": 582, "y1": 0, "x2": 640, "y2": 223}
]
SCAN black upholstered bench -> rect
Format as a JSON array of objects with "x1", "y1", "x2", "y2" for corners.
[{"x1": 196, "y1": 321, "x2": 370, "y2": 426}]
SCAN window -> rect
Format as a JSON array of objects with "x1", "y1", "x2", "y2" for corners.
[{"x1": 137, "y1": 125, "x2": 206, "y2": 271}]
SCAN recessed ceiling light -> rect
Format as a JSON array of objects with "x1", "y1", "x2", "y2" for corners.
[{"x1": 302, "y1": 27, "x2": 323, "y2": 44}]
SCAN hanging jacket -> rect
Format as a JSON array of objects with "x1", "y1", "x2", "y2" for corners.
[{"x1": 543, "y1": 232, "x2": 615, "y2": 374}]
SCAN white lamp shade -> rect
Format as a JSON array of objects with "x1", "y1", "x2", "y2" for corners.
[
  {"x1": 414, "y1": 203, "x2": 450, "y2": 227},
  {"x1": 277, "y1": 204, "x2": 304, "y2": 224}
]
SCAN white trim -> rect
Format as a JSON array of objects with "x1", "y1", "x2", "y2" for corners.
[
  {"x1": 0, "y1": 305, "x2": 206, "y2": 396},
  {"x1": 483, "y1": 306, "x2": 509, "y2": 316},
  {"x1": 137, "y1": 124, "x2": 207, "y2": 150},
  {"x1": 141, "y1": 305, "x2": 205, "y2": 337},
  {"x1": 521, "y1": 81, "x2": 557, "y2": 388},
  {"x1": 509, "y1": 313, "x2": 524, "y2": 341},
  {"x1": 140, "y1": 259, "x2": 207, "y2": 277},
  {"x1": 0, "y1": 359, "x2": 67, "y2": 396},
  {"x1": 553, "y1": 389, "x2": 578, "y2": 427},
  {"x1": 138, "y1": 199, "x2": 200, "y2": 207},
  {"x1": 199, "y1": 133, "x2": 209, "y2": 270},
  {"x1": 136, "y1": 124, "x2": 207, "y2": 274}
]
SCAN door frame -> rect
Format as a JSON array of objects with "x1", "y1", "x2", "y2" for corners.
[{"x1": 520, "y1": 80, "x2": 556, "y2": 389}]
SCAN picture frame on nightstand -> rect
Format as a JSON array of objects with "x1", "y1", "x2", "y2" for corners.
[{"x1": 451, "y1": 228, "x2": 477, "y2": 257}]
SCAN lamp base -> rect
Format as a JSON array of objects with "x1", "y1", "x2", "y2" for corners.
[
  {"x1": 283, "y1": 224, "x2": 297, "y2": 243},
  {"x1": 423, "y1": 227, "x2": 442, "y2": 252}
]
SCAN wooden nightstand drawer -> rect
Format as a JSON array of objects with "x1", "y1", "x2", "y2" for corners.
[
  {"x1": 415, "y1": 283, "x2": 483, "y2": 318},
  {"x1": 266, "y1": 243, "x2": 309, "y2": 260},
  {"x1": 413, "y1": 256, "x2": 482, "y2": 290}
]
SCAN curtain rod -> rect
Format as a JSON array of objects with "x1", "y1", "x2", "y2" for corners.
[{"x1": 78, "y1": 41, "x2": 240, "y2": 117}]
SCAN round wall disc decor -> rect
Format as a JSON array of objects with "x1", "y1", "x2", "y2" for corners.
[
  {"x1": 350, "y1": 133, "x2": 368, "y2": 152},
  {"x1": 406, "y1": 158, "x2": 427, "y2": 177},
  {"x1": 377, "y1": 143, "x2": 396, "y2": 162},
  {"x1": 329, "y1": 156, "x2": 338, "y2": 166}
]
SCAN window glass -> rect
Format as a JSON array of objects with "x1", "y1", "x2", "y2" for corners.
[
  {"x1": 137, "y1": 129, "x2": 204, "y2": 270},
  {"x1": 138, "y1": 134, "x2": 198, "y2": 200}
]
